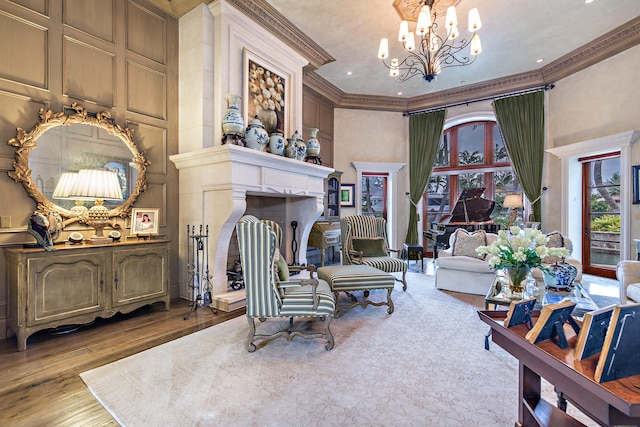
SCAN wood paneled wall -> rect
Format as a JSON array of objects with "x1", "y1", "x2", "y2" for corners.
[
  {"x1": 0, "y1": 0, "x2": 179, "y2": 340},
  {"x1": 303, "y1": 90, "x2": 334, "y2": 168}
]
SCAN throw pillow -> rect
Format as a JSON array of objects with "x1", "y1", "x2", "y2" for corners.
[
  {"x1": 451, "y1": 229, "x2": 487, "y2": 259},
  {"x1": 274, "y1": 248, "x2": 290, "y2": 281},
  {"x1": 543, "y1": 231, "x2": 565, "y2": 264},
  {"x1": 351, "y1": 237, "x2": 387, "y2": 257}
]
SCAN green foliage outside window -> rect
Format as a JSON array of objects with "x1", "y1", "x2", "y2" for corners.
[{"x1": 591, "y1": 214, "x2": 620, "y2": 232}]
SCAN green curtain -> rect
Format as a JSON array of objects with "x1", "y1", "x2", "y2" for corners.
[
  {"x1": 493, "y1": 91, "x2": 545, "y2": 222},
  {"x1": 405, "y1": 109, "x2": 446, "y2": 244}
]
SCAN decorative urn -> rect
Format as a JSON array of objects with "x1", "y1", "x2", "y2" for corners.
[
  {"x1": 284, "y1": 137, "x2": 297, "y2": 158},
  {"x1": 221, "y1": 94, "x2": 244, "y2": 136},
  {"x1": 244, "y1": 115, "x2": 269, "y2": 151},
  {"x1": 543, "y1": 260, "x2": 578, "y2": 292},
  {"x1": 291, "y1": 130, "x2": 306, "y2": 160},
  {"x1": 306, "y1": 128, "x2": 321, "y2": 157},
  {"x1": 268, "y1": 130, "x2": 285, "y2": 156}
]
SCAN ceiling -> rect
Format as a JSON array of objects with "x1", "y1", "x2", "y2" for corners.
[{"x1": 151, "y1": 0, "x2": 640, "y2": 107}]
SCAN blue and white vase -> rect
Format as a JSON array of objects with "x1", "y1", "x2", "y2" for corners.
[
  {"x1": 269, "y1": 130, "x2": 285, "y2": 156},
  {"x1": 221, "y1": 94, "x2": 244, "y2": 136},
  {"x1": 291, "y1": 130, "x2": 305, "y2": 160},
  {"x1": 284, "y1": 137, "x2": 297, "y2": 158},
  {"x1": 306, "y1": 128, "x2": 321, "y2": 157},
  {"x1": 244, "y1": 115, "x2": 268, "y2": 151},
  {"x1": 543, "y1": 260, "x2": 578, "y2": 292}
]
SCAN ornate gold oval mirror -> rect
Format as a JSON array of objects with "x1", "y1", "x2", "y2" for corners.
[{"x1": 7, "y1": 103, "x2": 149, "y2": 228}]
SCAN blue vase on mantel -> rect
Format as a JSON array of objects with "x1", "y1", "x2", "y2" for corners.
[{"x1": 543, "y1": 260, "x2": 578, "y2": 292}]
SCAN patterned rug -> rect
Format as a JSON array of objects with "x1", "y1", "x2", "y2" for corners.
[{"x1": 80, "y1": 271, "x2": 594, "y2": 426}]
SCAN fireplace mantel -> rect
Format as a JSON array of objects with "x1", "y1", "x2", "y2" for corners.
[{"x1": 170, "y1": 144, "x2": 333, "y2": 311}]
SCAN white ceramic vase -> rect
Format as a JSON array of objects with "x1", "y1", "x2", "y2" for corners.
[
  {"x1": 244, "y1": 116, "x2": 268, "y2": 151},
  {"x1": 306, "y1": 128, "x2": 321, "y2": 157},
  {"x1": 269, "y1": 131, "x2": 285, "y2": 156},
  {"x1": 221, "y1": 94, "x2": 244, "y2": 136}
]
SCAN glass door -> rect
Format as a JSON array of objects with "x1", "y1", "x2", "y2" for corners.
[{"x1": 581, "y1": 153, "x2": 620, "y2": 278}]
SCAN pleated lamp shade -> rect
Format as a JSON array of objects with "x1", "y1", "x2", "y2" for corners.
[{"x1": 69, "y1": 169, "x2": 123, "y2": 201}]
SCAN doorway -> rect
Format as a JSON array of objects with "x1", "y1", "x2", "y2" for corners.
[{"x1": 581, "y1": 153, "x2": 620, "y2": 278}]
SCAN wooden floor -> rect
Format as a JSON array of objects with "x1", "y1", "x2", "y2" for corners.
[{"x1": 0, "y1": 300, "x2": 244, "y2": 426}]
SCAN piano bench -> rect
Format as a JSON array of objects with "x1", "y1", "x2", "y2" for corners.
[{"x1": 403, "y1": 243, "x2": 424, "y2": 270}]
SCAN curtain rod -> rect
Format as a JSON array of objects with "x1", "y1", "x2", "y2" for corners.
[{"x1": 403, "y1": 83, "x2": 555, "y2": 117}]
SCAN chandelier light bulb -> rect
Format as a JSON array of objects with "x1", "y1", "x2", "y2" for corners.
[
  {"x1": 470, "y1": 34, "x2": 482, "y2": 55},
  {"x1": 468, "y1": 8, "x2": 482, "y2": 32},
  {"x1": 405, "y1": 32, "x2": 416, "y2": 51},
  {"x1": 390, "y1": 58, "x2": 399, "y2": 77},
  {"x1": 378, "y1": 38, "x2": 389, "y2": 59},
  {"x1": 416, "y1": 6, "x2": 431, "y2": 35},
  {"x1": 445, "y1": 6, "x2": 457, "y2": 29},
  {"x1": 398, "y1": 20, "x2": 409, "y2": 42}
]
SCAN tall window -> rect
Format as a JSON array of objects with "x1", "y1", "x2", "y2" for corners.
[
  {"x1": 426, "y1": 121, "x2": 521, "y2": 227},
  {"x1": 361, "y1": 173, "x2": 388, "y2": 219}
]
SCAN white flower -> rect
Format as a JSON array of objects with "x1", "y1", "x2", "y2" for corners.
[{"x1": 509, "y1": 225, "x2": 521, "y2": 235}]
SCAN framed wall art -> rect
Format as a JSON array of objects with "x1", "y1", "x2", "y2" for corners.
[
  {"x1": 340, "y1": 183, "x2": 355, "y2": 207},
  {"x1": 131, "y1": 208, "x2": 159, "y2": 235},
  {"x1": 243, "y1": 47, "x2": 289, "y2": 136},
  {"x1": 633, "y1": 165, "x2": 640, "y2": 204}
]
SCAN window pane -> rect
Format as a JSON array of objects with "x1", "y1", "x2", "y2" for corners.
[
  {"x1": 458, "y1": 172, "x2": 484, "y2": 190},
  {"x1": 458, "y1": 123, "x2": 484, "y2": 165},
  {"x1": 427, "y1": 174, "x2": 449, "y2": 223},
  {"x1": 361, "y1": 176, "x2": 385, "y2": 218},
  {"x1": 434, "y1": 133, "x2": 450, "y2": 167},
  {"x1": 494, "y1": 126, "x2": 509, "y2": 162},
  {"x1": 587, "y1": 157, "x2": 620, "y2": 267}
]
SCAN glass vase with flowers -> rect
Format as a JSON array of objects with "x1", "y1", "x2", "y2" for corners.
[{"x1": 476, "y1": 226, "x2": 569, "y2": 297}]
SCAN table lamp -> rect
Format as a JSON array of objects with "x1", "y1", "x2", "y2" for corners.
[
  {"x1": 68, "y1": 169, "x2": 123, "y2": 244},
  {"x1": 52, "y1": 172, "x2": 89, "y2": 219},
  {"x1": 503, "y1": 193, "x2": 523, "y2": 228}
]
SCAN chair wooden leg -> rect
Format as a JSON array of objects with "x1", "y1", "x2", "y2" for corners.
[
  {"x1": 386, "y1": 288, "x2": 394, "y2": 314},
  {"x1": 324, "y1": 316, "x2": 334, "y2": 351},
  {"x1": 402, "y1": 271, "x2": 407, "y2": 291},
  {"x1": 246, "y1": 317, "x2": 257, "y2": 352}
]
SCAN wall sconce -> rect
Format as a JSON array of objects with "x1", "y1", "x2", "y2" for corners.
[
  {"x1": 52, "y1": 172, "x2": 89, "y2": 219},
  {"x1": 68, "y1": 169, "x2": 123, "y2": 244},
  {"x1": 502, "y1": 193, "x2": 523, "y2": 228}
]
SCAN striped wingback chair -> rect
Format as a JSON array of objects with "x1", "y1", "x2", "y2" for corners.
[
  {"x1": 236, "y1": 215, "x2": 335, "y2": 352},
  {"x1": 341, "y1": 215, "x2": 408, "y2": 291}
]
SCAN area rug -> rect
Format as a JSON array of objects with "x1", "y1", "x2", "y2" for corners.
[{"x1": 80, "y1": 272, "x2": 593, "y2": 426}]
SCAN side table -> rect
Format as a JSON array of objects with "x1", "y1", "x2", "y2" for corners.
[{"x1": 403, "y1": 243, "x2": 423, "y2": 271}]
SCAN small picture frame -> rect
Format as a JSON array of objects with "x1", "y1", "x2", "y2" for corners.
[
  {"x1": 633, "y1": 165, "x2": 640, "y2": 204},
  {"x1": 131, "y1": 208, "x2": 159, "y2": 235},
  {"x1": 340, "y1": 184, "x2": 355, "y2": 207}
]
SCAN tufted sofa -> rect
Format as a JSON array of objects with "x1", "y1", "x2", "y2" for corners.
[
  {"x1": 616, "y1": 261, "x2": 640, "y2": 304},
  {"x1": 435, "y1": 229, "x2": 499, "y2": 295}
]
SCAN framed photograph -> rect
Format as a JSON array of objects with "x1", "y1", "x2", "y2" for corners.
[
  {"x1": 340, "y1": 183, "x2": 355, "y2": 207},
  {"x1": 243, "y1": 47, "x2": 289, "y2": 136},
  {"x1": 131, "y1": 208, "x2": 159, "y2": 235},
  {"x1": 633, "y1": 165, "x2": 640, "y2": 204}
]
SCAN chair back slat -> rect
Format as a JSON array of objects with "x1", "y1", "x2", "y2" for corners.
[{"x1": 237, "y1": 216, "x2": 281, "y2": 317}]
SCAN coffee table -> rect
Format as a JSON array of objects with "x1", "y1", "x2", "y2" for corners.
[
  {"x1": 485, "y1": 276, "x2": 598, "y2": 317},
  {"x1": 484, "y1": 275, "x2": 598, "y2": 349}
]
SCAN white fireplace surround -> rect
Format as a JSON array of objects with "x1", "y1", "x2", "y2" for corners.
[{"x1": 170, "y1": 144, "x2": 332, "y2": 310}]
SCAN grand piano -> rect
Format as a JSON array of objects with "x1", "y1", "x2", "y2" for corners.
[{"x1": 423, "y1": 188, "x2": 500, "y2": 258}]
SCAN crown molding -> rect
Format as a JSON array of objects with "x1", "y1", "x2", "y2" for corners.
[{"x1": 226, "y1": 0, "x2": 335, "y2": 69}]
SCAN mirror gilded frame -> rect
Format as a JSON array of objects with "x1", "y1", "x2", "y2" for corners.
[{"x1": 7, "y1": 103, "x2": 149, "y2": 227}]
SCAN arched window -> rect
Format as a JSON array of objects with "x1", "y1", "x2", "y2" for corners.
[{"x1": 425, "y1": 120, "x2": 522, "y2": 228}]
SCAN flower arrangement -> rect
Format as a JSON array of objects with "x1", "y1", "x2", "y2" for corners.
[{"x1": 476, "y1": 226, "x2": 569, "y2": 271}]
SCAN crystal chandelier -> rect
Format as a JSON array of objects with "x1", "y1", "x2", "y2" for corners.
[{"x1": 377, "y1": 0, "x2": 482, "y2": 83}]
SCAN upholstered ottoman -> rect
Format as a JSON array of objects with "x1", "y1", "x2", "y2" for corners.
[{"x1": 317, "y1": 265, "x2": 394, "y2": 317}]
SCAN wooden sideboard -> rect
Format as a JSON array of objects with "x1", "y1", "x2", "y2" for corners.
[
  {"x1": 5, "y1": 240, "x2": 170, "y2": 351},
  {"x1": 479, "y1": 310, "x2": 640, "y2": 426}
]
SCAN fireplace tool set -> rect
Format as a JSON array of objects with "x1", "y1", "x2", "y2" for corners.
[{"x1": 184, "y1": 224, "x2": 216, "y2": 320}]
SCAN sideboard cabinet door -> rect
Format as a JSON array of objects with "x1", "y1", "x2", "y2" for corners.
[
  {"x1": 28, "y1": 253, "x2": 105, "y2": 326},
  {"x1": 112, "y1": 243, "x2": 170, "y2": 310}
]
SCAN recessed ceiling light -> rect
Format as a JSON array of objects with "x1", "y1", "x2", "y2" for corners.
[
  {"x1": 346, "y1": 71, "x2": 353, "y2": 76},
  {"x1": 397, "y1": 92, "x2": 403, "y2": 95},
  {"x1": 537, "y1": 58, "x2": 544, "y2": 63},
  {"x1": 585, "y1": 0, "x2": 594, "y2": 4}
]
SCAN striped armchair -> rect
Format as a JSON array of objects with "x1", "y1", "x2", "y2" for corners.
[
  {"x1": 341, "y1": 215, "x2": 408, "y2": 291},
  {"x1": 236, "y1": 215, "x2": 335, "y2": 352}
]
